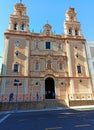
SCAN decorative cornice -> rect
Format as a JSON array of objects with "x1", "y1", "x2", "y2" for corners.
[
  {"x1": 0, "y1": 75, "x2": 91, "y2": 79},
  {"x1": 4, "y1": 31, "x2": 86, "y2": 41}
]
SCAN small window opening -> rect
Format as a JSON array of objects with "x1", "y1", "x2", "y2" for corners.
[
  {"x1": 14, "y1": 64, "x2": 19, "y2": 72},
  {"x1": 20, "y1": 24, "x2": 24, "y2": 30},
  {"x1": 45, "y1": 42, "x2": 51, "y2": 49},
  {"x1": 68, "y1": 29, "x2": 72, "y2": 35},
  {"x1": 77, "y1": 66, "x2": 81, "y2": 73},
  {"x1": 15, "y1": 51, "x2": 19, "y2": 56},
  {"x1": 76, "y1": 54, "x2": 79, "y2": 58},
  {"x1": 75, "y1": 30, "x2": 78, "y2": 36},
  {"x1": 80, "y1": 80, "x2": 82, "y2": 82},
  {"x1": 14, "y1": 23, "x2": 18, "y2": 30}
]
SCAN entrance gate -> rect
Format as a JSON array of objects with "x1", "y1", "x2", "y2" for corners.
[{"x1": 45, "y1": 77, "x2": 55, "y2": 99}]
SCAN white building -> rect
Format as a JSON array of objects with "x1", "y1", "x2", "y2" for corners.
[{"x1": 86, "y1": 41, "x2": 94, "y2": 93}]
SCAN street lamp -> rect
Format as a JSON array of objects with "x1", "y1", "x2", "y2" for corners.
[{"x1": 14, "y1": 79, "x2": 22, "y2": 110}]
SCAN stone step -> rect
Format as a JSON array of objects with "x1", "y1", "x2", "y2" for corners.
[
  {"x1": 69, "y1": 100, "x2": 94, "y2": 106},
  {"x1": 0, "y1": 99, "x2": 67, "y2": 111},
  {"x1": 45, "y1": 99, "x2": 67, "y2": 108}
]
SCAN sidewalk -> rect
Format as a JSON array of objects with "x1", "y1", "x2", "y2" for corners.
[
  {"x1": 70, "y1": 105, "x2": 94, "y2": 110},
  {"x1": 1, "y1": 106, "x2": 67, "y2": 114},
  {"x1": 1, "y1": 105, "x2": 94, "y2": 114}
]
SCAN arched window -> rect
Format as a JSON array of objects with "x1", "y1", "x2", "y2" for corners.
[
  {"x1": 14, "y1": 23, "x2": 18, "y2": 30},
  {"x1": 77, "y1": 65, "x2": 81, "y2": 73},
  {"x1": 68, "y1": 29, "x2": 72, "y2": 35},
  {"x1": 20, "y1": 24, "x2": 24, "y2": 30},
  {"x1": 75, "y1": 30, "x2": 78, "y2": 36},
  {"x1": 14, "y1": 63, "x2": 19, "y2": 72}
]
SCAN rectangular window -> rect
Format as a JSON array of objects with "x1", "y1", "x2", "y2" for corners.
[
  {"x1": 77, "y1": 66, "x2": 81, "y2": 73},
  {"x1": 14, "y1": 64, "x2": 19, "y2": 72},
  {"x1": 45, "y1": 42, "x2": 51, "y2": 49}
]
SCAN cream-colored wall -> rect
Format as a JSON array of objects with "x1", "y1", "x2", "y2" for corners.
[
  {"x1": 2, "y1": 35, "x2": 30, "y2": 95},
  {"x1": 2, "y1": 34, "x2": 93, "y2": 100}
]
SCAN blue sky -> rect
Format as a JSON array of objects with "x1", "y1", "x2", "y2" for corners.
[{"x1": 0, "y1": 0, "x2": 94, "y2": 72}]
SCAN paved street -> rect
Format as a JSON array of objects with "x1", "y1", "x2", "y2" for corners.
[{"x1": 0, "y1": 108, "x2": 94, "y2": 130}]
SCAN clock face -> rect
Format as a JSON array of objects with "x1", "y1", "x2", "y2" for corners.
[{"x1": 15, "y1": 41, "x2": 20, "y2": 47}]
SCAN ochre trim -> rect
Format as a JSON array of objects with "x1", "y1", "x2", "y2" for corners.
[
  {"x1": 0, "y1": 75, "x2": 91, "y2": 79},
  {"x1": 4, "y1": 32, "x2": 86, "y2": 41}
]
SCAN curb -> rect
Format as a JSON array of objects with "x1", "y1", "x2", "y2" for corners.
[
  {"x1": 70, "y1": 105, "x2": 94, "y2": 110},
  {"x1": 1, "y1": 105, "x2": 94, "y2": 114}
]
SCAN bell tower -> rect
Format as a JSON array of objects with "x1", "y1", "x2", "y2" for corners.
[
  {"x1": 64, "y1": 7, "x2": 82, "y2": 37},
  {"x1": 8, "y1": 2, "x2": 29, "y2": 32},
  {"x1": 1, "y1": 2, "x2": 30, "y2": 95}
]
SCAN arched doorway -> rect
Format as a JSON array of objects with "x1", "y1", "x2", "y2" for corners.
[{"x1": 45, "y1": 77, "x2": 55, "y2": 99}]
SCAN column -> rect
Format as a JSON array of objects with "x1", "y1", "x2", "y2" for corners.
[
  {"x1": 55, "y1": 79, "x2": 60, "y2": 98},
  {"x1": 24, "y1": 79, "x2": 28, "y2": 94},
  {"x1": 66, "y1": 41, "x2": 74, "y2": 94},
  {"x1": 83, "y1": 44, "x2": 90, "y2": 76},
  {"x1": 25, "y1": 40, "x2": 29, "y2": 75},
  {"x1": 23, "y1": 40, "x2": 29, "y2": 94}
]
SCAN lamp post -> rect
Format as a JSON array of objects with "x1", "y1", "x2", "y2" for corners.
[{"x1": 14, "y1": 79, "x2": 22, "y2": 110}]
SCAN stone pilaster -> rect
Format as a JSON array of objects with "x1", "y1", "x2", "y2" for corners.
[
  {"x1": 66, "y1": 41, "x2": 74, "y2": 94},
  {"x1": 23, "y1": 40, "x2": 29, "y2": 94},
  {"x1": 1, "y1": 38, "x2": 9, "y2": 94}
]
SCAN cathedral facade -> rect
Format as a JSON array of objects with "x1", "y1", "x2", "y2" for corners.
[{"x1": 0, "y1": 3, "x2": 93, "y2": 104}]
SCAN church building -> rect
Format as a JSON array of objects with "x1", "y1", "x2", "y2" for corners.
[{"x1": 0, "y1": 2, "x2": 93, "y2": 105}]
